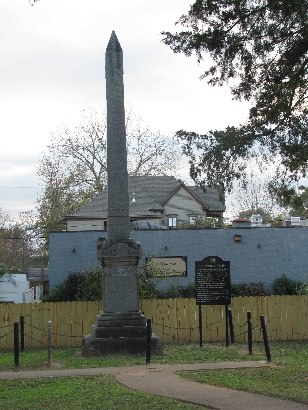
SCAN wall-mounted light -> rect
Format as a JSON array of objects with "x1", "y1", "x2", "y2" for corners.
[
  {"x1": 234, "y1": 234, "x2": 242, "y2": 242},
  {"x1": 72, "y1": 248, "x2": 76, "y2": 253}
]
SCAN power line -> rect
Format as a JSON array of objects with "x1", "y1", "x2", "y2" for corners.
[{"x1": 0, "y1": 186, "x2": 36, "y2": 189}]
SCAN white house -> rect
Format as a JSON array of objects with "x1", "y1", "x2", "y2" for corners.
[{"x1": 0, "y1": 274, "x2": 43, "y2": 303}]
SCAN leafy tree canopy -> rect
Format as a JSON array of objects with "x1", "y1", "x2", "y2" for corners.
[
  {"x1": 0, "y1": 209, "x2": 39, "y2": 272},
  {"x1": 277, "y1": 186, "x2": 308, "y2": 216},
  {"x1": 162, "y1": 0, "x2": 307, "y2": 201},
  {"x1": 226, "y1": 165, "x2": 286, "y2": 218},
  {"x1": 36, "y1": 108, "x2": 180, "y2": 243}
]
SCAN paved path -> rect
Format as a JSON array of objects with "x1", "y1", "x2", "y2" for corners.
[{"x1": 1, "y1": 361, "x2": 307, "y2": 410}]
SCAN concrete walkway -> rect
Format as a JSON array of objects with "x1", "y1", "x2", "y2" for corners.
[{"x1": 1, "y1": 361, "x2": 307, "y2": 410}]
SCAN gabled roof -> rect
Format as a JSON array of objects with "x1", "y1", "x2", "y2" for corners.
[{"x1": 63, "y1": 176, "x2": 225, "y2": 220}]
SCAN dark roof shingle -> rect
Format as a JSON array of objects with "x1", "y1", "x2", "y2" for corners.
[{"x1": 66, "y1": 176, "x2": 225, "y2": 219}]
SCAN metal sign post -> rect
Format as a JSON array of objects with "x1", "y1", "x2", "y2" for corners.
[{"x1": 198, "y1": 303, "x2": 202, "y2": 347}]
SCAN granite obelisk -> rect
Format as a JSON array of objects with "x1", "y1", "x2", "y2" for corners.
[
  {"x1": 82, "y1": 31, "x2": 160, "y2": 355},
  {"x1": 105, "y1": 31, "x2": 130, "y2": 243},
  {"x1": 102, "y1": 31, "x2": 141, "y2": 313}
]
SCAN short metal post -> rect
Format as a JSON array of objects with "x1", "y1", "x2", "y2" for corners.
[
  {"x1": 146, "y1": 319, "x2": 151, "y2": 364},
  {"x1": 225, "y1": 305, "x2": 229, "y2": 347},
  {"x1": 247, "y1": 311, "x2": 252, "y2": 354},
  {"x1": 228, "y1": 309, "x2": 235, "y2": 343},
  {"x1": 198, "y1": 303, "x2": 203, "y2": 347},
  {"x1": 47, "y1": 320, "x2": 52, "y2": 367},
  {"x1": 260, "y1": 315, "x2": 271, "y2": 362},
  {"x1": 20, "y1": 315, "x2": 25, "y2": 352},
  {"x1": 14, "y1": 322, "x2": 19, "y2": 368}
]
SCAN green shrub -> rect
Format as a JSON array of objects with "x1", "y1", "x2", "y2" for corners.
[
  {"x1": 296, "y1": 281, "x2": 308, "y2": 295},
  {"x1": 42, "y1": 283, "x2": 66, "y2": 302},
  {"x1": 272, "y1": 274, "x2": 303, "y2": 295},
  {"x1": 157, "y1": 282, "x2": 196, "y2": 299},
  {"x1": 231, "y1": 282, "x2": 269, "y2": 296},
  {"x1": 137, "y1": 270, "x2": 159, "y2": 299},
  {"x1": 180, "y1": 282, "x2": 196, "y2": 298},
  {"x1": 43, "y1": 268, "x2": 102, "y2": 302},
  {"x1": 158, "y1": 283, "x2": 183, "y2": 299}
]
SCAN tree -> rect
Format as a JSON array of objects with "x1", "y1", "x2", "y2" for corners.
[
  {"x1": 0, "y1": 209, "x2": 37, "y2": 272},
  {"x1": 277, "y1": 186, "x2": 308, "y2": 217},
  {"x1": 162, "y1": 0, "x2": 307, "y2": 201},
  {"x1": 226, "y1": 164, "x2": 286, "y2": 219},
  {"x1": 126, "y1": 111, "x2": 179, "y2": 176},
  {"x1": 36, "y1": 108, "x2": 180, "y2": 240},
  {"x1": 36, "y1": 109, "x2": 106, "y2": 240}
]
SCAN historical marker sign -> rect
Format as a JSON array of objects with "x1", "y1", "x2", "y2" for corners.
[{"x1": 195, "y1": 256, "x2": 231, "y2": 305}]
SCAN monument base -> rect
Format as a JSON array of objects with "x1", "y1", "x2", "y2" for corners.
[{"x1": 81, "y1": 311, "x2": 162, "y2": 356}]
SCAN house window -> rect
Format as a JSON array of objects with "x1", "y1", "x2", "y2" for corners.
[
  {"x1": 189, "y1": 216, "x2": 197, "y2": 226},
  {"x1": 168, "y1": 217, "x2": 177, "y2": 229}
]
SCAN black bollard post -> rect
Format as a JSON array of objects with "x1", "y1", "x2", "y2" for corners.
[
  {"x1": 228, "y1": 309, "x2": 235, "y2": 343},
  {"x1": 146, "y1": 319, "x2": 151, "y2": 364},
  {"x1": 247, "y1": 311, "x2": 252, "y2": 354},
  {"x1": 20, "y1": 315, "x2": 25, "y2": 352},
  {"x1": 198, "y1": 303, "x2": 203, "y2": 348},
  {"x1": 260, "y1": 315, "x2": 271, "y2": 362},
  {"x1": 14, "y1": 322, "x2": 19, "y2": 368},
  {"x1": 225, "y1": 305, "x2": 229, "y2": 348}
]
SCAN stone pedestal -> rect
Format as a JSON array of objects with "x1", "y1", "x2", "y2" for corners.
[
  {"x1": 82, "y1": 311, "x2": 161, "y2": 356},
  {"x1": 82, "y1": 239, "x2": 161, "y2": 356},
  {"x1": 100, "y1": 239, "x2": 141, "y2": 313}
]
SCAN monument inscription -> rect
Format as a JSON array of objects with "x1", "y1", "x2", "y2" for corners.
[{"x1": 195, "y1": 256, "x2": 231, "y2": 305}]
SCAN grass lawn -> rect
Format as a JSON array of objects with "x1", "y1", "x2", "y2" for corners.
[
  {"x1": 179, "y1": 341, "x2": 308, "y2": 404},
  {"x1": 0, "y1": 376, "x2": 205, "y2": 410},
  {"x1": 0, "y1": 341, "x2": 307, "y2": 407},
  {"x1": 0, "y1": 341, "x2": 265, "y2": 371}
]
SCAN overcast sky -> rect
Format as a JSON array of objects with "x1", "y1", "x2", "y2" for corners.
[{"x1": 0, "y1": 0, "x2": 250, "y2": 220}]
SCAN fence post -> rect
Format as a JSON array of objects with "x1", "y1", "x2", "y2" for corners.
[
  {"x1": 20, "y1": 315, "x2": 25, "y2": 352},
  {"x1": 247, "y1": 311, "x2": 252, "y2": 354},
  {"x1": 228, "y1": 309, "x2": 235, "y2": 343},
  {"x1": 260, "y1": 315, "x2": 271, "y2": 362},
  {"x1": 47, "y1": 320, "x2": 52, "y2": 367},
  {"x1": 146, "y1": 319, "x2": 151, "y2": 364},
  {"x1": 14, "y1": 322, "x2": 19, "y2": 368}
]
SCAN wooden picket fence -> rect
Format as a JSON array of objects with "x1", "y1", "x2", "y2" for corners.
[
  {"x1": 140, "y1": 295, "x2": 308, "y2": 344},
  {"x1": 0, "y1": 296, "x2": 307, "y2": 350},
  {"x1": 0, "y1": 301, "x2": 101, "y2": 350}
]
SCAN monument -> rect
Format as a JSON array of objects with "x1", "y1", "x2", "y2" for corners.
[{"x1": 82, "y1": 31, "x2": 161, "y2": 355}]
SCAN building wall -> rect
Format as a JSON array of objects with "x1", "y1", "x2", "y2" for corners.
[
  {"x1": 49, "y1": 228, "x2": 308, "y2": 292},
  {"x1": 0, "y1": 274, "x2": 30, "y2": 303},
  {"x1": 67, "y1": 219, "x2": 105, "y2": 231},
  {"x1": 163, "y1": 186, "x2": 206, "y2": 225}
]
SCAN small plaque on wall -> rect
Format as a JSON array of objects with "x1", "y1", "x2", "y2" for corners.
[{"x1": 146, "y1": 257, "x2": 187, "y2": 277}]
